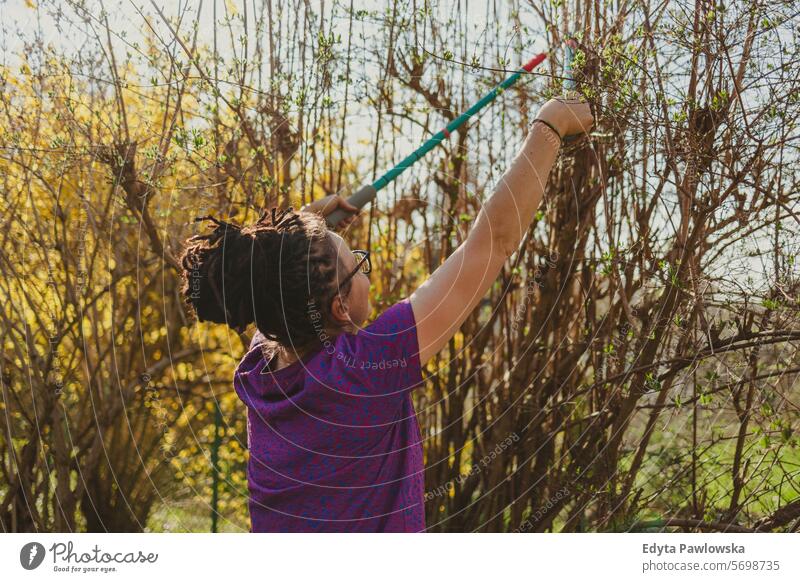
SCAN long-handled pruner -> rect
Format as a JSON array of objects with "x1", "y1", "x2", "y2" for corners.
[{"x1": 326, "y1": 53, "x2": 548, "y2": 227}]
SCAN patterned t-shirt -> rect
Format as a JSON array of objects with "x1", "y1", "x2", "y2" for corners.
[{"x1": 233, "y1": 298, "x2": 425, "y2": 532}]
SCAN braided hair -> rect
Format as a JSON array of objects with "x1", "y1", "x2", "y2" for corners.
[{"x1": 179, "y1": 207, "x2": 351, "y2": 351}]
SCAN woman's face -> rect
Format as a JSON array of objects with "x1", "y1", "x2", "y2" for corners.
[{"x1": 327, "y1": 231, "x2": 370, "y2": 329}]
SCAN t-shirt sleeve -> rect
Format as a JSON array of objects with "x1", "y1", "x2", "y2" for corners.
[{"x1": 329, "y1": 297, "x2": 423, "y2": 396}]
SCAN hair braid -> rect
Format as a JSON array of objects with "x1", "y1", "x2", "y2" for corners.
[{"x1": 179, "y1": 207, "x2": 350, "y2": 351}]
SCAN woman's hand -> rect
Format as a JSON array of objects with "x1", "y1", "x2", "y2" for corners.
[
  {"x1": 301, "y1": 194, "x2": 360, "y2": 228},
  {"x1": 536, "y1": 97, "x2": 594, "y2": 138}
]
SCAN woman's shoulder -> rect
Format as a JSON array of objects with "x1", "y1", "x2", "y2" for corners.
[
  {"x1": 329, "y1": 299, "x2": 421, "y2": 383},
  {"x1": 359, "y1": 298, "x2": 417, "y2": 337}
]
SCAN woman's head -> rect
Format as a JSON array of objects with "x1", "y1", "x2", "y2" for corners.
[{"x1": 179, "y1": 207, "x2": 370, "y2": 353}]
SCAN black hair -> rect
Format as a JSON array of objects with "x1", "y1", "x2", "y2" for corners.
[{"x1": 179, "y1": 207, "x2": 351, "y2": 351}]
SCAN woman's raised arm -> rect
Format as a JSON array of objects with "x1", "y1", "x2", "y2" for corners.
[{"x1": 409, "y1": 98, "x2": 594, "y2": 365}]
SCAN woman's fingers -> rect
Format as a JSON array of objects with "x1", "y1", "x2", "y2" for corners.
[
  {"x1": 576, "y1": 102, "x2": 594, "y2": 133},
  {"x1": 337, "y1": 196, "x2": 359, "y2": 214},
  {"x1": 335, "y1": 196, "x2": 360, "y2": 229},
  {"x1": 305, "y1": 194, "x2": 360, "y2": 223},
  {"x1": 335, "y1": 196, "x2": 360, "y2": 228},
  {"x1": 542, "y1": 97, "x2": 594, "y2": 136}
]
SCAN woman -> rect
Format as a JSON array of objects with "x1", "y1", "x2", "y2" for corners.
[{"x1": 180, "y1": 97, "x2": 593, "y2": 532}]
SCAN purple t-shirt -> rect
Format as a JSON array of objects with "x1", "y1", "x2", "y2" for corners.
[{"x1": 233, "y1": 298, "x2": 425, "y2": 532}]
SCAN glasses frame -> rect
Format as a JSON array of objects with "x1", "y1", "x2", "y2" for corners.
[{"x1": 337, "y1": 249, "x2": 370, "y2": 292}]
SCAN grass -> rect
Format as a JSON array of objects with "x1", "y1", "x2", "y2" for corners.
[{"x1": 145, "y1": 498, "x2": 249, "y2": 533}]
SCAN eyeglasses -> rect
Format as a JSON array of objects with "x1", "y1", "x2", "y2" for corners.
[
  {"x1": 338, "y1": 249, "x2": 371, "y2": 290},
  {"x1": 351, "y1": 250, "x2": 371, "y2": 274}
]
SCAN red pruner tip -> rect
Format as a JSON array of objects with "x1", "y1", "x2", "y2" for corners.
[{"x1": 521, "y1": 52, "x2": 548, "y2": 72}]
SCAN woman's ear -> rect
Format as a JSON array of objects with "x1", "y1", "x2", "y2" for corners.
[{"x1": 329, "y1": 294, "x2": 350, "y2": 325}]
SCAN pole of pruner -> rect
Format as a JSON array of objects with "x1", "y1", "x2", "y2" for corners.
[{"x1": 326, "y1": 53, "x2": 549, "y2": 227}]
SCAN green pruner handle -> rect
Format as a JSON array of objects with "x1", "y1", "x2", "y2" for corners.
[{"x1": 325, "y1": 184, "x2": 378, "y2": 228}]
